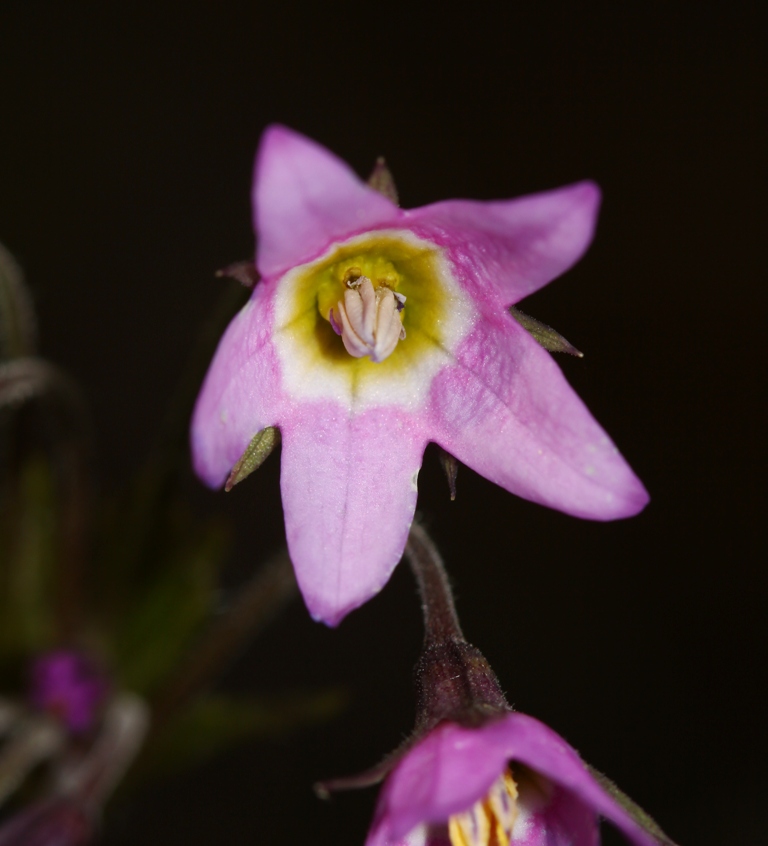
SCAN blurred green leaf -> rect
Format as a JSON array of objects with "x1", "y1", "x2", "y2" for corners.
[
  {"x1": 89, "y1": 279, "x2": 249, "y2": 635},
  {"x1": 0, "y1": 242, "x2": 37, "y2": 361},
  {"x1": 130, "y1": 689, "x2": 346, "y2": 786},
  {"x1": 107, "y1": 512, "x2": 230, "y2": 696},
  {"x1": 0, "y1": 455, "x2": 58, "y2": 664}
]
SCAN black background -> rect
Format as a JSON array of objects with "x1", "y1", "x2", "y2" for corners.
[{"x1": 1, "y1": 2, "x2": 765, "y2": 844}]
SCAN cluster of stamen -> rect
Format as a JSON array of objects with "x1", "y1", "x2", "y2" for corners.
[
  {"x1": 448, "y1": 769, "x2": 519, "y2": 846},
  {"x1": 329, "y1": 268, "x2": 406, "y2": 363}
]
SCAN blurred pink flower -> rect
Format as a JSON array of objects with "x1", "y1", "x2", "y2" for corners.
[
  {"x1": 367, "y1": 713, "x2": 672, "y2": 846},
  {"x1": 29, "y1": 651, "x2": 108, "y2": 735},
  {"x1": 191, "y1": 126, "x2": 648, "y2": 625},
  {"x1": 0, "y1": 799, "x2": 92, "y2": 846}
]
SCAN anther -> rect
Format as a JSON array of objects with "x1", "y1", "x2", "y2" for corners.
[
  {"x1": 448, "y1": 769, "x2": 519, "y2": 846},
  {"x1": 330, "y1": 276, "x2": 406, "y2": 363}
]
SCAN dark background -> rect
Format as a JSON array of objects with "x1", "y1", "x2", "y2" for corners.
[{"x1": 1, "y1": 2, "x2": 765, "y2": 844}]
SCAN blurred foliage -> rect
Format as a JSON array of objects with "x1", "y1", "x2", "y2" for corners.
[
  {"x1": 130, "y1": 689, "x2": 346, "y2": 786},
  {"x1": 0, "y1": 454, "x2": 59, "y2": 661},
  {"x1": 0, "y1": 241, "x2": 333, "y2": 802},
  {"x1": 0, "y1": 242, "x2": 36, "y2": 359}
]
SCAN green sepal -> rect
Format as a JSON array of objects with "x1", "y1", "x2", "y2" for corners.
[
  {"x1": 367, "y1": 158, "x2": 399, "y2": 205},
  {"x1": 510, "y1": 307, "x2": 583, "y2": 357},
  {"x1": 587, "y1": 764, "x2": 679, "y2": 846},
  {"x1": 225, "y1": 427, "x2": 280, "y2": 491}
]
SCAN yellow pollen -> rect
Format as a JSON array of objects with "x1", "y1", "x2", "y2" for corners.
[{"x1": 448, "y1": 769, "x2": 519, "y2": 846}]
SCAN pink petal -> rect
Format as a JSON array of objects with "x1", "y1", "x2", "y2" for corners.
[
  {"x1": 369, "y1": 722, "x2": 509, "y2": 842},
  {"x1": 279, "y1": 402, "x2": 426, "y2": 626},
  {"x1": 372, "y1": 716, "x2": 662, "y2": 846},
  {"x1": 484, "y1": 714, "x2": 664, "y2": 846},
  {"x1": 513, "y1": 781, "x2": 598, "y2": 846},
  {"x1": 190, "y1": 282, "x2": 284, "y2": 487},
  {"x1": 407, "y1": 181, "x2": 600, "y2": 306},
  {"x1": 253, "y1": 126, "x2": 401, "y2": 279},
  {"x1": 428, "y1": 314, "x2": 648, "y2": 520}
]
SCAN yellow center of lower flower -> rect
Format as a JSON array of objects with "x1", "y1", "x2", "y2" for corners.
[{"x1": 448, "y1": 769, "x2": 519, "y2": 846}]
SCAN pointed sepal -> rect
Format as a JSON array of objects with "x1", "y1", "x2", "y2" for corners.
[
  {"x1": 215, "y1": 261, "x2": 260, "y2": 289},
  {"x1": 225, "y1": 427, "x2": 280, "y2": 491},
  {"x1": 438, "y1": 448, "x2": 459, "y2": 500},
  {"x1": 510, "y1": 306, "x2": 583, "y2": 356},
  {"x1": 586, "y1": 764, "x2": 680, "y2": 846},
  {"x1": 367, "y1": 157, "x2": 399, "y2": 206}
]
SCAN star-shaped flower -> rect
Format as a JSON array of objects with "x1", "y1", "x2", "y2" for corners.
[{"x1": 191, "y1": 126, "x2": 648, "y2": 625}]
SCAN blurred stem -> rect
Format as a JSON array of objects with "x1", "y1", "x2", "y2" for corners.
[
  {"x1": 111, "y1": 280, "x2": 249, "y2": 585},
  {"x1": 0, "y1": 242, "x2": 37, "y2": 360},
  {"x1": 149, "y1": 550, "x2": 297, "y2": 735},
  {"x1": 0, "y1": 358, "x2": 92, "y2": 643}
]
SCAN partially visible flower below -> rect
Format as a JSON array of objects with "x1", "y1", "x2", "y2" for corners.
[
  {"x1": 191, "y1": 126, "x2": 649, "y2": 626},
  {"x1": 319, "y1": 524, "x2": 675, "y2": 846},
  {"x1": 29, "y1": 651, "x2": 109, "y2": 735},
  {"x1": 366, "y1": 713, "x2": 675, "y2": 846}
]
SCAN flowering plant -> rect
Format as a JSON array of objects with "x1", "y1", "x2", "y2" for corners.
[
  {"x1": 192, "y1": 127, "x2": 648, "y2": 625},
  {"x1": 0, "y1": 126, "x2": 672, "y2": 846},
  {"x1": 320, "y1": 525, "x2": 674, "y2": 846}
]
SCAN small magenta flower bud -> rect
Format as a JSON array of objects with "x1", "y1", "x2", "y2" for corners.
[{"x1": 29, "y1": 651, "x2": 109, "y2": 735}]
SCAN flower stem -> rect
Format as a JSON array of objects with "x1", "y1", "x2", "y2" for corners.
[
  {"x1": 148, "y1": 550, "x2": 297, "y2": 735},
  {"x1": 406, "y1": 523, "x2": 508, "y2": 729},
  {"x1": 405, "y1": 522, "x2": 464, "y2": 647}
]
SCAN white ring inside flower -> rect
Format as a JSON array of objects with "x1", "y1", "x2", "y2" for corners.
[{"x1": 270, "y1": 230, "x2": 476, "y2": 410}]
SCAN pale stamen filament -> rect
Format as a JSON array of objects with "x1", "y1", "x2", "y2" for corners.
[
  {"x1": 331, "y1": 275, "x2": 406, "y2": 363},
  {"x1": 448, "y1": 770, "x2": 519, "y2": 846}
]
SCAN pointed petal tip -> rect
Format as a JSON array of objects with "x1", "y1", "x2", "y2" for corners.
[
  {"x1": 574, "y1": 178, "x2": 601, "y2": 206},
  {"x1": 571, "y1": 470, "x2": 650, "y2": 522},
  {"x1": 305, "y1": 592, "x2": 368, "y2": 628},
  {"x1": 257, "y1": 123, "x2": 320, "y2": 162},
  {"x1": 594, "y1": 469, "x2": 650, "y2": 521},
  {"x1": 190, "y1": 430, "x2": 227, "y2": 490},
  {"x1": 559, "y1": 178, "x2": 602, "y2": 244},
  {"x1": 253, "y1": 125, "x2": 399, "y2": 279},
  {"x1": 555, "y1": 179, "x2": 601, "y2": 222}
]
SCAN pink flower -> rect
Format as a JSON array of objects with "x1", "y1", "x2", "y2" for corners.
[
  {"x1": 29, "y1": 651, "x2": 109, "y2": 735},
  {"x1": 0, "y1": 799, "x2": 93, "y2": 846},
  {"x1": 367, "y1": 713, "x2": 673, "y2": 846},
  {"x1": 191, "y1": 126, "x2": 649, "y2": 625}
]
